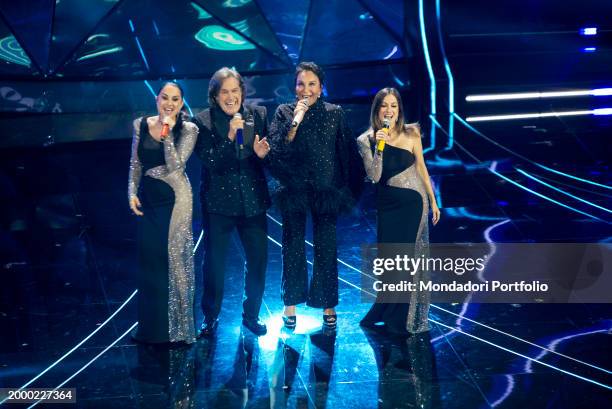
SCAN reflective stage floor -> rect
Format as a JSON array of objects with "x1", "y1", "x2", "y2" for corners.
[{"x1": 1, "y1": 132, "x2": 611, "y2": 408}]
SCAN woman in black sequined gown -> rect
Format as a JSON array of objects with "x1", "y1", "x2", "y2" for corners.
[
  {"x1": 357, "y1": 88, "x2": 440, "y2": 335},
  {"x1": 128, "y1": 82, "x2": 198, "y2": 343}
]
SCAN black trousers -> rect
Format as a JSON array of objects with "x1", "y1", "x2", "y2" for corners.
[
  {"x1": 281, "y1": 210, "x2": 338, "y2": 309},
  {"x1": 201, "y1": 212, "x2": 267, "y2": 321}
]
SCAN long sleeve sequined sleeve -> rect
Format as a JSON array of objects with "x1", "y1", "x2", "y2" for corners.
[
  {"x1": 128, "y1": 117, "x2": 143, "y2": 200},
  {"x1": 357, "y1": 132, "x2": 382, "y2": 183},
  {"x1": 267, "y1": 104, "x2": 307, "y2": 186},
  {"x1": 146, "y1": 122, "x2": 198, "y2": 178}
]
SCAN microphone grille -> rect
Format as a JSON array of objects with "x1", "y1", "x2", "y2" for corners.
[
  {"x1": 383, "y1": 118, "x2": 390, "y2": 128},
  {"x1": 234, "y1": 113, "x2": 242, "y2": 119}
]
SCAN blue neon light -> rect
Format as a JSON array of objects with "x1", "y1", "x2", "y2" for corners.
[
  {"x1": 418, "y1": 0, "x2": 437, "y2": 153},
  {"x1": 453, "y1": 113, "x2": 612, "y2": 191},
  {"x1": 516, "y1": 168, "x2": 611, "y2": 214},
  {"x1": 583, "y1": 47, "x2": 596, "y2": 52},
  {"x1": 489, "y1": 163, "x2": 604, "y2": 222}
]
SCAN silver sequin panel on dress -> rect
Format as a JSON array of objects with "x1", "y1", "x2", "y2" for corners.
[
  {"x1": 357, "y1": 131, "x2": 431, "y2": 334},
  {"x1": 129, "y1": 118, "x2": 198, "y2": 343}
]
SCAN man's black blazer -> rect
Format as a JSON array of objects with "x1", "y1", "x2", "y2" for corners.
[{"x1": 193, "y1": 105, "x2": 271, "y2": 217}]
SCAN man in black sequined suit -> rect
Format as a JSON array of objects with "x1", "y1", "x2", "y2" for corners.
[
  {"x1": 193, "y1": 67, "x2": 271, "y2": 337},
  {"x1": 268, "y1": 62, "x2": 360, "y2": 329}
]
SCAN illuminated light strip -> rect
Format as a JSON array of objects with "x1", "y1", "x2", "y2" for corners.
[
  {"x1": 431, "y1": 219, "x2": 509, "y2": 344},
  {"x1": 516, "y1": 168, "x2": 611, "y2": 214},
  {"x1": 418, "y1": 0, "x2": 437, "y2": 152},
  {"x1": 491, "y1": 374, "x2": 515, "y2": 408},
  {"x1": 76, "y1": 46, "x2": 123, "y2": 62},
  {"x1": 525, "y1": 328, "x2": 610, "y2": 374},
  {"x1": 435, "y1": 0, "x2": 454, "y2": 115},
  {"x1": 466, "y1": 109, "x2": 597, "y2": 122},
  {"x1": 453, "y1": 113, "x2": 612, "y2": 190},
  {"x1": 0, "y1": 290, "x2": 138, "y2": 405},
  {"x1": 133, "y1": 36, "x2": 150, "y2": 71},
  {"x1": 27, "y1": 322, "x2": 139, "y2": 409},
  {"x1": 428, "y1": 115, "x2": 462, "y2": 165},
  {"x1": 268, "y1": 213, "x2": 612, "y2": 375},
  {"x1": 488, "y1": 161, "x2": 605, "y2": 222},
  {"x1": 466, "y1": 88, "x2": 612, "y2": 102},
  {"x1": 143, "y1": 80, "x2": 156, "y2": 97},
  {"x1": 194, "y1": 230, "x2": 204, "y2": 253},
  {"x1": 429, "y1": 319, "x2": 612, "y2": 390},
  {"x1": 383, "y1": 45, "x2": 398, "y2": 60}
]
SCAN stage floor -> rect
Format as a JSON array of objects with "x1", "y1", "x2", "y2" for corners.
[{"x1": 1, "y1": 140, "x2": 610, "y2": 408}]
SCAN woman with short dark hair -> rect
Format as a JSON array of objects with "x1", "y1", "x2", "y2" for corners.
[{"x1": 268, "y1": 61, "x2": 358, "y2": 330}]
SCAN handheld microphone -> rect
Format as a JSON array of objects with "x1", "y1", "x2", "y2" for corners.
[
  {"x1": 291, "y1": 96, "x2": 310, "y2": 128},
  {"x1": 234, "y1": 113, "x2": 244, "y2": 149},
  {"x1": 377, "y1": 118, "x2": 391, "y2": 153},
  {"x1": 160, "y1": 116, "x2": 171, "y2": 140}
]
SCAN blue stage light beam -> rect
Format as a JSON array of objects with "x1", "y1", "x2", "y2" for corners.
[
  {"x1": 454, "y1": 113, "x2": 612, "y2": 191},
  {"x1": 418, "y1": 0, "x2": 437, "y2": 152},
  {"x1": 466, "y1": 87, "x2": 612, "y2": 102},
  {"x1": 429, "y1": 319, "x2": 612, "y2": 390},
  {"x1": 466, "y1": 108, "x2": 612, "y2": 122},
  {"x1": 27, "y1": 322, "x2": 139, "y2": 409},
  {"x1": 516, "y1": 168, "x2": 611, "y2": 214},
  {"x1": 435, "y1": 0, "x2": 454, "y2": 115},
  {"x1": 0, "y1": 290, "x2": 138, "y2": 406},
  {"x1": 488, "y1": 162, "x2": 604, "y2": 222}
]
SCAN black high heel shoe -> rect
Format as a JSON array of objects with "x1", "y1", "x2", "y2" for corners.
[
  {"x1": 323, "y1": 314, "x2": 337, "y2": 330},
  {"x1": 282, "y1": 315, "x2": 296, "y2": 329}
]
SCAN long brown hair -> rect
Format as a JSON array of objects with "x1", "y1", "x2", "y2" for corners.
[{"x1": 369, "y1": 87, "x2": 405, "y2": 134}]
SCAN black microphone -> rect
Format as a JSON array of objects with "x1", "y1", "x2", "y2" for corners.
[
  {"x1": 234, "y1": 113, "x2": 244, "y2": 149},
  {"x1": 291, "y1": 96, "x2": 310, "y2": 128}
]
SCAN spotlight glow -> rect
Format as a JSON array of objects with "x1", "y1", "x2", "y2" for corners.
[
  {"x1": 466, "y1": 109, "x2": 612, "y2": 122},
  {"x1": 580, "y1": 27, "x2": 597, "y2": 36}
]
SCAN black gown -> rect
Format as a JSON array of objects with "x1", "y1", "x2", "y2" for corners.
[
  {"x1": 357, "y1": 131, "x2": 431, "y2": 334},
  {"x1": 128, "y1": 117, "x2": 198, "y2": 343}
]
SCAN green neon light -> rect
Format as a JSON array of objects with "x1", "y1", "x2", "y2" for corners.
[
  {"x1": 195, "y1": 25, "x2": 255, "y2": 51},
  {"x1": 190, "y1": 2, "x2": 211, "y2": 19},
  {"x1": 0, "y1": 36, "x2": 31, "y2": 67},
  {"x1": 76, "y1": 46, "x2": 123, "y2": 62}
]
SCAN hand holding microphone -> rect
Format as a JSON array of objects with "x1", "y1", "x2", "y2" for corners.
[
  {"x1": 291, "y1": 96, "x2": 310, "y2": 128},
  {"x1": 376, "y1": 118, "x2": 391, "y2": 153},
  {"x1": 228, "y1": 113, "x2": 245, "y2": 144},
  {"x1": 160, "y1": 115, "x2": 174, "y2": 140}
]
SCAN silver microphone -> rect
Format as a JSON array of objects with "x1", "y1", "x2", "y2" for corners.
[{"x1": 291, "y1": 96, "x2": 310, "y2": 128}]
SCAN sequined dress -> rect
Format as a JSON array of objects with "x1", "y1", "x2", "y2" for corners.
[
  {"x1": 357, "y1": 128, "x2": 431, "y2": 334},
  {"x1": 128, "y1": 117, "x2": 198, "y2": 343}
]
